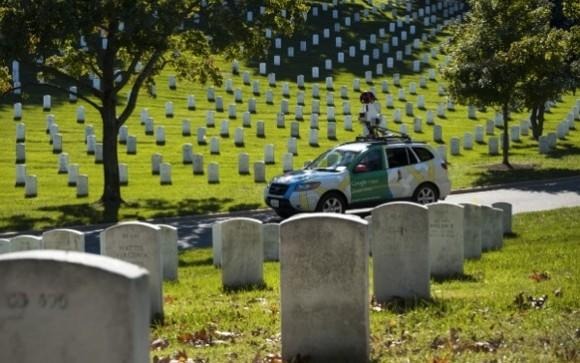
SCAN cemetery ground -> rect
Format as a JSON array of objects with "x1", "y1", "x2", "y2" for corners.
[{"x1": 150, "y1": 207, "x2": 580, "y2": 362}]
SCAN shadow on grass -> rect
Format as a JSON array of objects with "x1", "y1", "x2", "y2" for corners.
[
  {"x1": 471, "y1": 167, "x2": 580, "y2": 192},
  {"x1": 373, "y1": 296, "x2": 448, "y2": 314},
  {"x1": 178, "y1": 256, "x2": 213, "y2": 267},
  {"x1": 1, "y1": 213, "x2": 54, "y2": 232},
  {"x1": 431, "y1": 272, "x2": 480, "y2": 283},
  {"x1": 228, "y1": 203, "x2": 262, "y2": 212},
  {"x1": 0, "y1": 197, "x2": 238, "y2": 233},
  {"x1": 222, "y1": 282, "x2": 271, "y2": 293}
]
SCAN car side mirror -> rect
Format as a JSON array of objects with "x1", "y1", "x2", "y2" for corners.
[{"x1": 354, "y1": 164, "x2": 368, "y2": 173}]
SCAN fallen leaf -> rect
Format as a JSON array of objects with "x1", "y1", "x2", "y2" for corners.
[
  {"x1": 529, "y1": 271, "x2": 551, "y2": 282},
  {"x1": 151, "y1": 338, "x2": 170, "y2": 350}
]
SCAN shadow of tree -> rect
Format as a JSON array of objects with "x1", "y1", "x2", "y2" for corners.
[
  {"x1": 373, "y1": 296, "x2": 448, "y2": 314},
  {"x1": 471, "y1": 167, "x2": 580, "y2": 192},
  {"x1": 178, "y1": 256, "x2": 213, "y2": 267},
  {"x1": 222, "y1": 282, "x2": 271, "y2": 293},
  {"x1": 0, "y1": 197, "x2": 238, "y2": 233},
  {"x1": 431, "y1": 272, "x2": 480, "y2": 283}
]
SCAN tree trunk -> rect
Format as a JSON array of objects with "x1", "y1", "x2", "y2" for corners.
[
  {"x1": 529, "y1": 104, "x2": 546, "y2": 140},
  {"x1": 100, "y1": 104, "x2": 122, "y2": 223},
  {"x1": 529, "y1": 106, "x2": 540, "y2": 140},
  {"x1": 537, "y1": 103, "x2": 545, "y2": 137},
  {"x1": 100, "y1": 38, "x2": 122, "y2": 223},
  {"x1": 502, "y1": 103, "x2": 511, "y2": 167}
]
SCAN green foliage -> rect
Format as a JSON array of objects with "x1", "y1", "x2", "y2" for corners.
[{"x1": 442, "y1": 0, "x2": 551, "y2": 110}]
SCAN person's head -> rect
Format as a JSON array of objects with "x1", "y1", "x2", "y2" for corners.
[{"x1": 359, "y1": 91, "x2": 376, "y2": 104}]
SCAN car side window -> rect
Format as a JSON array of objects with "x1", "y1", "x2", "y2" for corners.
[
  {"x1": 357, "y1": 148, "x2": 383, "y2": 172},
  {"x1": 386, "y1": 147, "x2": 410, "y2": 168},
  {"x1": 412, "y1": 147, "x2": 435, "y2": 162}
]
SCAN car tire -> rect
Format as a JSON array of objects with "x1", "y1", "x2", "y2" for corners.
[
  {"x1": 413, "y1": 183, "x2": 439, "y2": 204},
  {"x1": 316, "y1": 192, "x2": 346, "y2": 213},
  {"x1": 274, "y1": 209, "x2": 294, "y2": 219}
]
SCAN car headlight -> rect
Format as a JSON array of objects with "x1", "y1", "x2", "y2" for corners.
[{"x1": 295, "y1": 181, "x2": 321, "y2": 191}]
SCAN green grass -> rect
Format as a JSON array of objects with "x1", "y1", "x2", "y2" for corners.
[
  {"x1": 151, "y1": 207, "x2": 580, "y2": 362},
  {"x1": 1, "y1": 1, "x2": 579, "y2": 232}
]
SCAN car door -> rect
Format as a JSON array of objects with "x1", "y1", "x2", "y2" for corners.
[
  {"x1": 350, "y1": 147, "x2": 391, "y2": 204},
  {"x1": 386, "y1": 146, "x2": 420, "y2": 198}
]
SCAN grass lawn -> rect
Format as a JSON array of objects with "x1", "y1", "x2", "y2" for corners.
[
  {"x1": 150, "y1": 207, "x2": 580, "y2": 362},
  {"x1": 0, "y1": 1, "x2": 579, "y2": 232}
]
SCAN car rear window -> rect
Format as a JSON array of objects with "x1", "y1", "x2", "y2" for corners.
[
  {"x1": 412, "y1": 147, "x2": 435, "y2": 162},
  {"x1": 386, "y1": 147, "x2": 410, "y2": 168}
]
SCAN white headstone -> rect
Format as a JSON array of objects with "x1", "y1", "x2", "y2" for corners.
[
  {"x1": 126, "y1": 135, "x2": 137, "y2": 154},
  {"x1": 13, "y1": 102, "x2": 22, "y2": 120},
  {"x1": 76, "y1": 174, "x2": 89, "y2": 197},
  {"x1": 488, "y1": 137, "x2": 499, "y2": 155},
  {"x1": 428, "y1": 203, "x2": 465, "y2": 277},
  {"x1": 155, "y1": 126, "x2": 165, "y2": 145},
  {"x1": 492, "y1": 202, "x2": 512, "y2": 235},
  {"x1": 101, "y1": 222, "x2": 162, "y2": 321},
  {"x1": 238, "y1": 153, "x2": 250, "y2": 174},
  {"x1": 463, "y1": 133, "x2": 473, "y2": 150},
  {"x1": 159, "y1": 162, "x2": 172, "y2": 185},
  {"x1": 475, "y1": 126, "x2": 484, "y2": 143},
  {"x1": 208, "y1": 162, "x2": 219, "y2": 183},
  {"x1": 9, "y1": 235, "x2": 43, "y2": 251},
  {"x1": 42, "y1": 229, "x2": 85, "y2": 251},
  {"x1": 433, "y1": 125, "x2": 443, "y2": 142},
  {"x1": 157, "y1": 224, "x2": 178, "y2": 281},
  {"x1": 281, "y1": 214, "x2": 369, "y2": 362},
  {"x1": 450, "y1": 137, "x2": 460, "y2": 155},
  {"x1": 461, "y1": 203, "x2": 482, "y2": 259},
  {"x1": 151, "y1": 153, "x2": 162, "y2": 175},
  {"x1": 263, "y1": 223, "x2": 279, "y2": 261},
  {"x1": 0, "y1": 250, "x2": 149, "y2": 363},
  {"x1": 254, "y1": 161, "x2": 266, "y2": 183},
  {"x1": 192, "y1": 153, "x2": 204, "y2": 175},
  {"x1": 221, "y1": 218, "x2": 264, "y2": 288},
  {"x1": 197, "y1": 127, "x2": 207, "y2": 145},
  {"x1": 42, "y1": 95, "x2": 52, "y2": 110},
  {"x1": 25, "y1": 175, "x2": 37, "y2": 198},
  {"x1": 371, "y1": 202, "x2": 430, "y2": 301}
]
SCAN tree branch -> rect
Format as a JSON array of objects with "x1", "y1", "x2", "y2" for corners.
[{"x1": 117, "y1": 49, "x2": 163, "y2": 125}]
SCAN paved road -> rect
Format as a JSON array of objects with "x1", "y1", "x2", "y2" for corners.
[
  {"x1": 445, "y1": 176, "x2": 580, "y2": 213},
  {"x1": 4, "y1": 176, "x2": 580, "y2": 252}
]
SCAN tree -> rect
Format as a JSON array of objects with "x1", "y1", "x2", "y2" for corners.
[
  {"x1": 0, "y1": 0, "x2": 307, "y2": 221},
  {"x1": 442, "y1": 0, "x2": 553, "y2": 166},
  {"x1": 510, "y1": 28, "x2": 574, "y2": 139},
  {"x1": 514, "y1": 0, "x2": 580, "y2": 140}
]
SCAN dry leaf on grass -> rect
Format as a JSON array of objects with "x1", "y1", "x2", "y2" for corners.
[
  {"x1": 529, "y1": 271, "x2": 551, "y2": 282},
  {"x1": 151, "y1": 338, "x2": 170, "y2": 350}
]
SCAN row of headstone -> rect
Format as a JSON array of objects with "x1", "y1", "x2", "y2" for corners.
[{"x1": 1, "y1": 223, "x2": 179, "y2": 283}]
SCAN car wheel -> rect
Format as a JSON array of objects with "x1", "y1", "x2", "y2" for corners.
[
  {"x1": 413, "y1": 184, "x2": 439, "y2": 204},
  {"x1": 316, "y1": 192, "x2": 346, "y2": 213}
]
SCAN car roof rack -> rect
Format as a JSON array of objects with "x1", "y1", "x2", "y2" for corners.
[{"x1": 354, "y1": 127, "x2": 412, "y2": 144}]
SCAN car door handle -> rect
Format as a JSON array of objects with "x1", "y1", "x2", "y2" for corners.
[{"x1": 397, "y1": 170, "x2": 402, "y2": 181}]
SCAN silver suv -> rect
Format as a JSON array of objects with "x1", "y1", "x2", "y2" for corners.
[{"x1": 264, "y1": 135, "x2": 451, "y2": 218}]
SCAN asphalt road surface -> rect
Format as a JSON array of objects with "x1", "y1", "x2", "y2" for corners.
[{"x1": 3, "y1": 176, "x2": 580, "y2": 252}]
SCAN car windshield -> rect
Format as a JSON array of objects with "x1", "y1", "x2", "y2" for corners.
[{"x1": 305, "y1": 149, "x2": 360, "y2": 170}]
